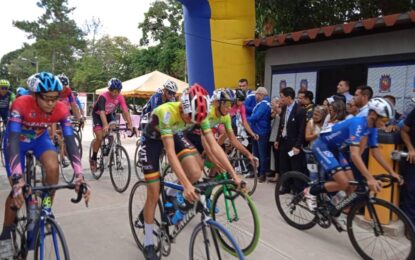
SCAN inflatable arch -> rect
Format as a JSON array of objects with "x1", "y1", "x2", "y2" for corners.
[{"x1": 178, "y1": 0, "x2": 256, "y2": 93}]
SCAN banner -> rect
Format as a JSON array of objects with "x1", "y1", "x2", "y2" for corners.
[
  {"x1": 367, "y1": 65, "x2": 410, "y2": 114},
  {"x1": 271, "y1": 71, "x2": 317, "y2": 101},
  {"x1": 77, "y1": 92, "x2": 87, "y2": 117}
]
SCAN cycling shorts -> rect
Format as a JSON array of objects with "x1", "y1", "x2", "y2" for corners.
[
  {"x1": 92, "y1": 113, "x2": 116, "y2": 132},
  {"x1": 186, "y1": 131, "x2": 203, "y2": 154},
  {"x1": 140, "y1": 133, "x2": 198, "y2": 183},
  {"x1": 311, "y1": 137, "x2": 351, "y2": 176},
  {"x1": 4, "y1": 131, "x2": 57, "y2": 177}
]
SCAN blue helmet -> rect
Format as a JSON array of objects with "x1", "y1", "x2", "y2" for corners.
[
  {"x1": 27, "y1": 72, "x2": 63, "y2": 93},
  {"x1": 108, "y1": 78, "x2": 123, "y2": 91}
]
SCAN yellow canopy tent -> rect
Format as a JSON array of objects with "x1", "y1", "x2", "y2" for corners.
[{"x1": 95, "y1": 71, "x2": 188, "y2": 98}]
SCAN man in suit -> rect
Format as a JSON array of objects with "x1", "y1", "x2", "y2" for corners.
[{"x1": 276, "y1": 87, "x2": 307, "y2": 193}]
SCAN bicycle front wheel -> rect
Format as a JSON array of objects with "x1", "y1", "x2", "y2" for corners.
[
  {"x1": 275, "y1": 171, "x2": 317, "y2": 230},
  {"x1": 211, "y1": 186, "x2": 260, "y2": 256},
  {"x1": 347, "y1": 197, "x2": 415, "y2": 260},
  {"x1": 109, "y1": 144, "x2": 131, "y2": 193},
  {"x1": 128, "y1": 181, "x2": 163, "y2": 256},
  {"x1": 189, "y1": 219, "x2": 245, "y2": 260},
  {"x1": 34, "y1": 217, "x2": 70, "y2": 260}
]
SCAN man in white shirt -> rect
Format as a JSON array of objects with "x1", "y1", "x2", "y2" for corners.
[
  {"x1": 354, "y1": 85, "x2": 373, "y2": 117},
  {"x1": 336, "y1": 80, "x2": 353, "y2": 104}
]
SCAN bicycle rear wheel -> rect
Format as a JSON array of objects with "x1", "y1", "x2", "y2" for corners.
[
  {"x1": 109, "y1": 144, "x2": 131, "y2": 193},
  {"x1": 11, "y1": 205, "x2": 29, "y2": 259},
  {"x1": 189, "y1": 219, "x2": 245, "y2": 260},
  {"x1": 275, "y1": 171, "x2": 317, "y2": 230},
  {"x1": 128, "y1": 181, "x2": 163, "y2": 257},
  {"x1": 34, "y1": 217, "x2": 70, "y2": 260},
  {"x1": 89, "y1": 139, "x2": 105, "y2": 179},
  {"x1": 211, "y1": 186, "x2": 259, "y2": 256},
  {"x1": 347, "y1": 197, "x2": 415, "y2": 260}
]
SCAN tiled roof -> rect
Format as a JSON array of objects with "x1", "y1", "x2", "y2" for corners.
[{"x1": 244, "y1": 11, "x2": 415, "y2": 48}]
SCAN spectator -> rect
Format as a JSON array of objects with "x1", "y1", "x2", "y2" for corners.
[
  {"x1": 354, "y1": 85, "x2": 373, "y2": 117},
  {"x1": 382, "y1": 95, "x2": 402, "y2": 133},
  {"x1": 277, "y1": 87, "x2": 307, "y2": 193},
  {"x1": 322, "y1": 98, "x2": 347, "y2": 129},
  {"x1": 298, "y1": 90, "x2": 314, "y2": 122},
  {"x1": 305, "y1": 105, "x2": 327, "y2": 147},
  {"x1": 269, "y1": 97, "x2": 281, "y2": 182},
  {"x1": 346, "y1": 98, "x2": 359, "y2": 119},
  {"x1": 248, "y1": 87, "x2": 271, "y2": 183},
  {"x1": 400, "y1": 107, "x2": 415, "y2": 227},
  {"x1": 238, "y1": 78, "x2": 253, "y2": 95},
  {"x1": 336, "y1": 80, "x2": 353, "y2": 103}
]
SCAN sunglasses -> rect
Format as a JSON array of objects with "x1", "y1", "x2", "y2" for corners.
[
  {"x1": 379, "y1": 116, "x2": 390, "y2": 123},
  {"x1": 0, "y1": 87, "x2": 8, "y2": 90},
  {"x1": 221, "y1": 101, "x2": 233, "y2": 108},
  {"x1": 38, "y1": 94, "x2": 60, "y2": 102},
  {"x1": 166, "y1": 90, "x2": 176, "y2": 96}
]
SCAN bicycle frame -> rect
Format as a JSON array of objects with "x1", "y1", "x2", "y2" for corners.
[
  {"x1": 37, "y1": 193, "x2": 56, "y2": 260},
  {"x1": 213, "y1": 173, "x2": 240, "y2": 222}
]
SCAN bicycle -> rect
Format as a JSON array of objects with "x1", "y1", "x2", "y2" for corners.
[
  {"x1": 11, "y1": 182, "x2": 87, "y2": 260},
  {"x1": 161, "y1": 163, "x2": 260, "y2": 256},
  {"x1": 0, "y1": 119, "x2": 6, "y2": 167},
  {"x1": 224, "y1": 136, "x2": 258, "y2": 196},
  {"x1": 88, "y1": 125, "x2": 133, "y2": 193},
  {"x1": 275, "y1": 149, "x2": 415, "y2": 260},
  {"x1": 128, "y1": 177, "x2": 246, "y2": 259}
]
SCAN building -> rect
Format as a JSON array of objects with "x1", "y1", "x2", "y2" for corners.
[{"x1": 245, "y1": 11, "x2": 415, "y2": 114}]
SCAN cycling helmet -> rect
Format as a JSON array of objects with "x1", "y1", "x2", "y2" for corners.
[
  {"x1": 163, "y1": 80, "x2": 178, "y2": 93},
  {"x1": 108, "y1": 78, "x2": 123, "y2": 91},
  {"x1": 368, "y1": 97, "x2": 395, "y2": 119},
  {"x1": 16, "y1": 86, "x2": 29, "y2": 96},
  {"x1": 0, "y1": 79, "x2": 10, "y2": 88},
  {"x1": 57, "y1": 73, "x2": 69, "y2": 86},
  {"x1": 211, "y1": 89, "x2": 233, "y2": 102},
  {"x1": 180, "y1": 83, "x2": 209, "y2": 124},
  {"x1": 225, "y1": 88, "x2": 235, "y2": 101},
  {"x1": 235, "y1": 88, "x2": 246, "y2": 101},
  {"x1": 27, "y1": 72, "x2": 63, "y2": 93}
]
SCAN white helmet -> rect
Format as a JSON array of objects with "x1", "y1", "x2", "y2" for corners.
[
  {"x1": 368, "y1": 97, "x2": 395, "y2": 119},
  {"x1": 163, "y1": 80, "x2": 178, "y2": 93}
]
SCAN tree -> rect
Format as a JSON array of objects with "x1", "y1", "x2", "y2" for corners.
[
  {"x1": 13, "y1": 0, "x2": 86, "y2": 74},
  {"x1": 73, "y1": 36, "x2": 137, "y2": 92}
]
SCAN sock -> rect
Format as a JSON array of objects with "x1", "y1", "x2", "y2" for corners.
[
  {"x1": 0, "y1": 225, "x2": 12, "y2": 240},
  {"x1": 144, "y1": 223, "x2": 154, "y2": 247},
  {"x1": 309, "y1": 183, "x2": 326, "y2": 196},
  {"x1": 166, "y1": 187, "x2": 178, "y2": 197},
  {"x1": 92, "y1": 152, "x2": 98, "y2": 160}
]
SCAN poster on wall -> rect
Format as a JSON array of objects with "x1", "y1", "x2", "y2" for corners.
[
  {"x1": 271, "y1": 73, "x2": 295, "y2": 98},
  {"x1": 271, "y1": 71, "x2": 317, "y2": 101},
  {"x1": 367, "y1": 65, "x2": 408, "y2": 114},
  {"x1": 295, "y1": 72, "x2": 317, "y2": 98}
]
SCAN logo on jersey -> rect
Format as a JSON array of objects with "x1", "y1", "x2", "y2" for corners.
[
  {"x1": 379, "y1": 74, "x2": 391, "y2": 93},
  {"x1": 163, "y1": 111, "x2": 171, "y2": 125}
]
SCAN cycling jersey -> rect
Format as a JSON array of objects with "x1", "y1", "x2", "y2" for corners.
[
  {"x1": 139, "y1": 92, "x2": 175, "y2": 130},
  {"x1": 59, "y1": 87, "x2": 76, "y2": 111},
  {"x1": 207, "y1": 105, "x2": 233, "y2": 131},
  {"x1": 4, "y1": 95, "x2": 82, "y2": 177},
  {"x1": 92, "y1": 91, "x2": 128, "y2": 115},
  {"x1": 0, "y1": 91, "x2": 16, "y2": 123},
  {"x1": 313, "y1": 116, "x2": 377, "y2": 174},
  {"x1": 143, "y1": 102, "x2": 210, "y2": 140}
]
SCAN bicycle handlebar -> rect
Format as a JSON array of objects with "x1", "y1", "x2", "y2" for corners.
[
  {"x1": 349, "y1": 174, "x2": 400, "y2": 189},
  {"x1": 25, "y1": 183, "x2": 88, "y2": 204}
]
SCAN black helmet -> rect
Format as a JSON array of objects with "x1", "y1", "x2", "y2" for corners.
[{"x1": 235, "y1": 89, "x2": 246, "y2": 101}]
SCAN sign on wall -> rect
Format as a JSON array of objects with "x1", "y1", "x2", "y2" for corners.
[
  {"x1": 271, "y1": 71, "x2": 317, "y2": 101},
  {"x1": 367, "y1": 64, "x2": 414, "y2": 114}
]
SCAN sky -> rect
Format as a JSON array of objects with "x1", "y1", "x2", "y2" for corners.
[{"x1": 0, "y1": 0, "x2": 154, "y2": 58}]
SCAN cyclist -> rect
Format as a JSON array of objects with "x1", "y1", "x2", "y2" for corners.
[
  {"x1": 72, "y1": 91, "x2": 85, "y2": 118},
  {"x1": 0, "y1": 79, "x2": 16, "y2": 124},
  {"x1": 305, "y1": 97, "x2": 401, "y2": 211},
  {"x1": 139, "y1": 84, "x2": 242, "y2": 260},
  {"x1": 57, "y1": 74, "x2": 82, "y2": 120},
  {"x1": 188, "y1": 89, "x2": 256, "y2": 174},
  {"x1": 0, "y1": 72, "x2": 90, "y2": 258},
  {"x1": 228, "y1": 88, "x2": 257, "y2": 139},
  {"x1": 89, "y1": 78, "x2": 134, "y2": 172}
]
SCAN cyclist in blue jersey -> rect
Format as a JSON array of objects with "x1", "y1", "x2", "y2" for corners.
[{"x1": 304, "y1": 97, "x2": 401, "y2": 211}]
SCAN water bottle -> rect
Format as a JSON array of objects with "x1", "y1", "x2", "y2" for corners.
[
  {"x1": 170, "y1": 209, "x2": 184, "y2": 225},
  {"x1": 331, "y1": 191, "x2": 347, "y2": 206}
]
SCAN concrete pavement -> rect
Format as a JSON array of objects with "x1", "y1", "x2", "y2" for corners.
[{"x1": 0, "y1": 119, "x2": 360, "y2": 259}]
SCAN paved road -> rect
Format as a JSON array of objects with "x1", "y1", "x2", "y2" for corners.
[{"x1": 0, "y1": 119, "x2": 360, "y2": 259}]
